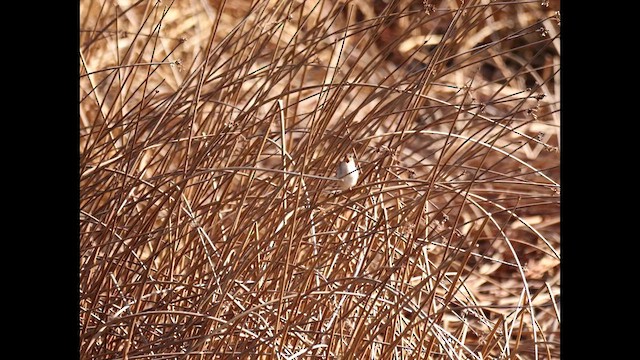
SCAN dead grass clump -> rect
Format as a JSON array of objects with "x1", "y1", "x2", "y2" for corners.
[{"x1": 80, "y1": 0, "x2": 560, "y2": 358}]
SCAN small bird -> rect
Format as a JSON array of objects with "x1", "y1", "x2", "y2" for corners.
[{"x1": 336, "y1": 154, "x2": 359, "y2": 190}]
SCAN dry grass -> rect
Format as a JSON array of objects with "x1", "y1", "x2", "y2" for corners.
[{"x1": 79, "y1": 0, "x2": 560, "y2": 358}]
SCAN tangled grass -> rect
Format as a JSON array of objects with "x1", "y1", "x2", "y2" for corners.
[{"x1": 80, "y1": 0, "x2": 560, "y2": 358}]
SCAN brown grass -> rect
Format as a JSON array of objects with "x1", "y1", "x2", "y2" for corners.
[{"x1": 80, "y1": 0, "x2": 560, "y2": 358}]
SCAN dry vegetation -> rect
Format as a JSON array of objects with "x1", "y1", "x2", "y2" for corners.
[{"x1": 80, "y1": 0, "x2": 560, "y2": 358}]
